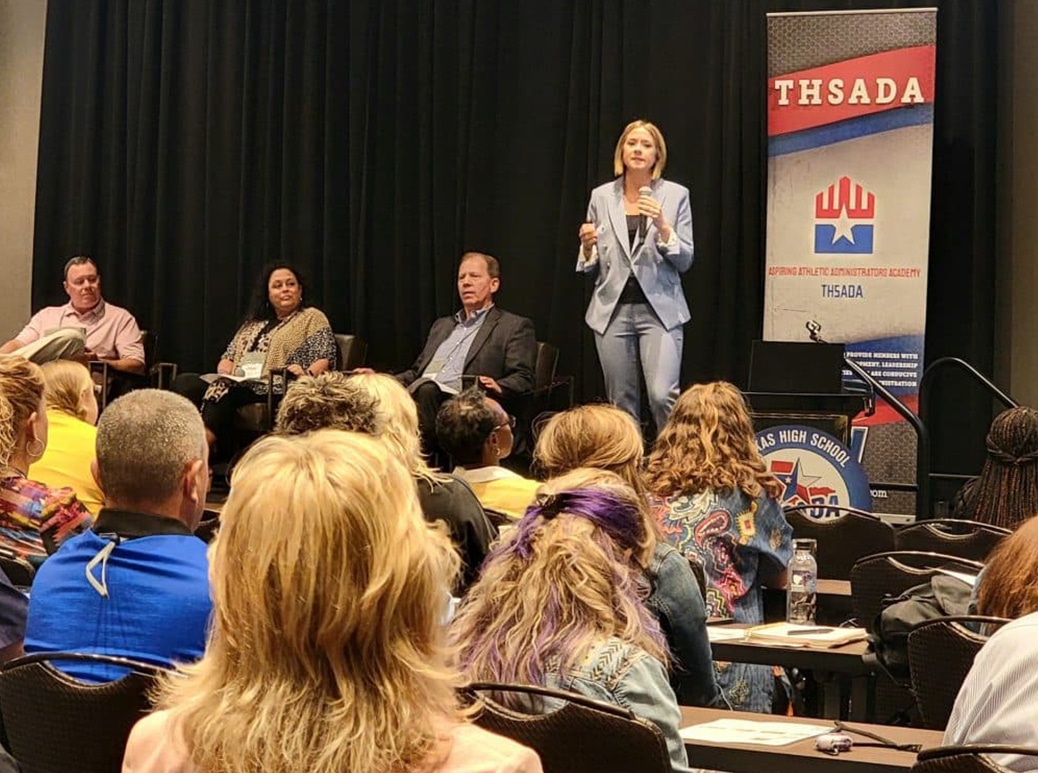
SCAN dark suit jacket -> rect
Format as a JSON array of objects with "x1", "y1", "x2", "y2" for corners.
[{"x1": 396, "y1": 306, "x2": 537, "y2": 396}]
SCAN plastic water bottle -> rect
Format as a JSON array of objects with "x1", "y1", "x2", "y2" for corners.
[{"x1": 787, "y1": 538, "x2": 818, "y2": 625}]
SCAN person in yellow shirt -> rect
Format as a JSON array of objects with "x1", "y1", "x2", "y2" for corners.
[
  {"x1": 30, "y1": 361, "x2": 103, "y2": 515},
  {"x1": 436, "y1": 387, "x2": 540, "y2": 521}
]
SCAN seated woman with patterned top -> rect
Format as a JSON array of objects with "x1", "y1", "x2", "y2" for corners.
[
  {"x1": 0, "y1": 357, "x2": 92, "y2": 566},
  {"x1": 645, "y1": 381, "x2": 793, "y2": 714},
  {"x1": 193, "y1": 263, "x2": 337, "y2": 451}
]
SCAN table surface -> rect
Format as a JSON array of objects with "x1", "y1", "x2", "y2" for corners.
[
  {"x1": 709, "y1": 624, "x2": 872, "y2": 675},
  {"x1": 680, "y1": 706, "x2": 944, "y2": 773},
  {"x1": 764, "y1": 579, "x2": 853, "y2": 624}
]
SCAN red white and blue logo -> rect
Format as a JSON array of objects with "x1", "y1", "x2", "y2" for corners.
[
  {"x1": 756, "y1": 424, "x2": 872, "y2": 518},
  {"x1": 813, "y1": 175, "x2": 875, "y2": 255}
]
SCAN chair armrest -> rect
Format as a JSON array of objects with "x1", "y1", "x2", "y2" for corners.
[
  {"x1": 88, "y1": 360, "x2": 111, "y2": 409},
  {"x1": 265, "y1": 368, "x2": 288, "y2": 430},
  {"x1": 151, "y1": 362, "x2": 178, "y2": 390}
]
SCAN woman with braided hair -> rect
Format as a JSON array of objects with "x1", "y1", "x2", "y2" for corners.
[{"x1": 953, "y1": 406, "x2": 1038, "y2": 530}]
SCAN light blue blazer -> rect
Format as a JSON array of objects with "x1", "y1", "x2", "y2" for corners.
[{"x1": 577, "y1": 177, "x2": 694, "y2": 335}]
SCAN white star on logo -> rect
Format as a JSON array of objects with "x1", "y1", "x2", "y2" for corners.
[{"x1": 829, "y1": 204, "x2": 856, "y2": 245}]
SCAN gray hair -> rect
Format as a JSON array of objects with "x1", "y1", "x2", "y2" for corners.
[{"x1": 96, "y1": 389, "x2": 206, "y2": 505}]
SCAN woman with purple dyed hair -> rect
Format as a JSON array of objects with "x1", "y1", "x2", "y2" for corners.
[{"x1": 451, "y1": 469, "x2": 693, "y2": 773}]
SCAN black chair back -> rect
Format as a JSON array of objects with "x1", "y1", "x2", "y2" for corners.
[
  {"x1": 0, "y1": 652, "x2": 167, "y2": 773},
  {"x1": 0, "y1": 549, "x2": 34, "y2": 588},
  {"x1": 784, "y1": 505, "x2": 896, "y2": 580},
  {"x1": 850, "y1": 551, "x2": 984, "y2": 635},
  {"x1": 895, "y1": 520, "x2": 1009, "y2": 562},
  {"x1": 464, "y1": 682, "x2": 671, "y2": 773},
  {"x1": 534, "y1": 342, "x2": 559, "y2": 391},
  {"x1": 908, "y1": 616, "x2": 1010, "y2": 730},
  {"x1": 913, "y1": 745, "x2": 1038, "y2": 773},
  {"x1": 336, "y1": 334, "x2": 368, "y2": 371}
]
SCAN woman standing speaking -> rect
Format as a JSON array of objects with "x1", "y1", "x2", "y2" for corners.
[{"x1": 577, "y1": 120, "x2": 694, "y2": 433}]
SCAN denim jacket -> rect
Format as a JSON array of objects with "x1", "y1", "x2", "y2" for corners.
[
  {"x1": 644, "y1": 542, "x2": 721, "y2": 707},
  {"x1": 544, "y1": 638, "x2": 693, "y2": 773}
]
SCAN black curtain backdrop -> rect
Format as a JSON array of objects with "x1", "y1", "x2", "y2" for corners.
[{"x1": 33, "y1": 0, "x2": 998, "y2": 475}]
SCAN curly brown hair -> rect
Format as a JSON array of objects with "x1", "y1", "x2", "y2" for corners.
[
  {"x1": 976, "y1": 514, "x2": 1038, "y2": 619},
  {"x1": 645, "y1": 381, "x2": 782, "y2": 500}
]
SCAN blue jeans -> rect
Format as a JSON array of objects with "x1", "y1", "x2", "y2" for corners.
[{"x1": 594, "y1": 302, "x2": 683, "y2": 432}]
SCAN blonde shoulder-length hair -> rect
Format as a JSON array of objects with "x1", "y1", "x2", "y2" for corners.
[
  {"x1": 41, "y1": 360, "x2": 94, "y2": 421},
  {"x1": 349, "y1": 372, "x2": 447, "y2": 486},
  {"x1": 154, "y1": 430, "x2": 463, "y2": 773},
  {"x1": 646, "y1": 381, "x2": 783, "y2": 500},
  {"x1": 613, "y1": 119, "x2": 668, "y2": 179},
  {"x1": 533, "y1": 404, "x2": 655, "y2": 566}
]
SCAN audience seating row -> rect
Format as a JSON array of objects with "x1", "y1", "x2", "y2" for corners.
[{"x1": 785, "y1": 506, "x2": 1009, "y2": 579}]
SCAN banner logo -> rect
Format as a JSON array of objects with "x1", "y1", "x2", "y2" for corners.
[
  {"x1": 814, "y1": 175, "x2": 875, "y2": 255},
  {"x1": 756, "y1": 424, "x2": 872, "y2": 517}
]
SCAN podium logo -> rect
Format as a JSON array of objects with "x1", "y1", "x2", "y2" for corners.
[
  {"x1": 755, "y1": 424, "x2": 872, "y2": 517},
  {"x1": 814, "y1": 175, "x2": 875, "y2": 255}
]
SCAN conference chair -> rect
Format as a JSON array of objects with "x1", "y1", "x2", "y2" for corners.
[
  {"x1": 895, "y1": 520, "x2": 1009, "y2": 562},
  {"x1": 0, "y1": 547, "x2": 34, "y2": 589},
  {"x1": 463, "y1": 682, "x2": 671, "y2": 773},
  {"x1": 513, "y1": 342, "x2": 573, "y2": 459},
  {"x1": 850, "y1": 551, "x2": 984, "y2": 635},
  {"x1": 335, "y1": 333, "x2": 368, "y2": 371},
  {"x1": 851, "y1": 552, "x2": 983, "y2": 725},
  {"x1": 908, "y1": 616, "x2": 1010, "y2": 731},
  {"x1": 784, "y1": 505, "x2": 895, "y2": 580},
  {"x1": 91, "y1": 329, "x2": 176, "y2": 410},
  {"x1": 0, "y1": 652, "x2": 168, "y2": 773},
  {"x1": 912, "y1": 745, "x2": 1038, "y2": 773}
]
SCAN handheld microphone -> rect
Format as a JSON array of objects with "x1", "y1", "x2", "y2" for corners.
[{"x1": 638, "y1": 185, "x2": 653, "y2": 240}]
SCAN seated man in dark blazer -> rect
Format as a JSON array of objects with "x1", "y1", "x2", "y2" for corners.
[{"x1": 395, "y1": 252, "x2": 536, "y2": 454}]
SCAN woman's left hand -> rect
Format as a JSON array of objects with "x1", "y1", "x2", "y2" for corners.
[{"x1": 286, "y1": 364, "x2": 306, "y2": 377}]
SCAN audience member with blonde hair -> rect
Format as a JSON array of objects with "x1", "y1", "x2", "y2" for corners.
[
  {"x1": 645, "y1": 381, "x2": 793, "y2": 713},
  {"x1": 531, "y1": 405, "x2": 718, "y2": 707},
  {"x1": 280, "y1": 372, "x2": 496, "y2": 591},
  {"x1": 953, "y1": 406, "x2": 1038, "y2": 530},
  {"x1": 273, "y1": 371, "x2": 380, "y2": 436},
  {"x1": 0, "y1": 356, "x2": 91, "y2": 564},
  {"x1": 123, "y1": 430, "x2": 541, "y2": 773},
  {"x1": 452, "y1": 469, "x2": 693, "y2": 772},
  {"x1": 30, "y1": 360, "x2": 103, "y2": 514}
]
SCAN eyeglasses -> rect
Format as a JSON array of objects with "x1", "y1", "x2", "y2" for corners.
[{"x1": 497, "y1": 414, "x2": 517, "y2": 430}]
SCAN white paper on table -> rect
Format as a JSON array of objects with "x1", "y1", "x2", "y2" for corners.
[
  {"x1": 680, "y1": 718, "x2": 832, "y2": 746},
  {"x1": 706, "y1": 628, "x2": 749, "y2": 642}
]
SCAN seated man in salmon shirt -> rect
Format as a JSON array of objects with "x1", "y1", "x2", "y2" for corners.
[{"x1": 0, "y1": 256, "x2": 145, "y2": 375}]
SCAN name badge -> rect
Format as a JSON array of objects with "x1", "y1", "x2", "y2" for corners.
[{"x1": 239, "y1": 352, "x2": 266, "y2": 380}]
